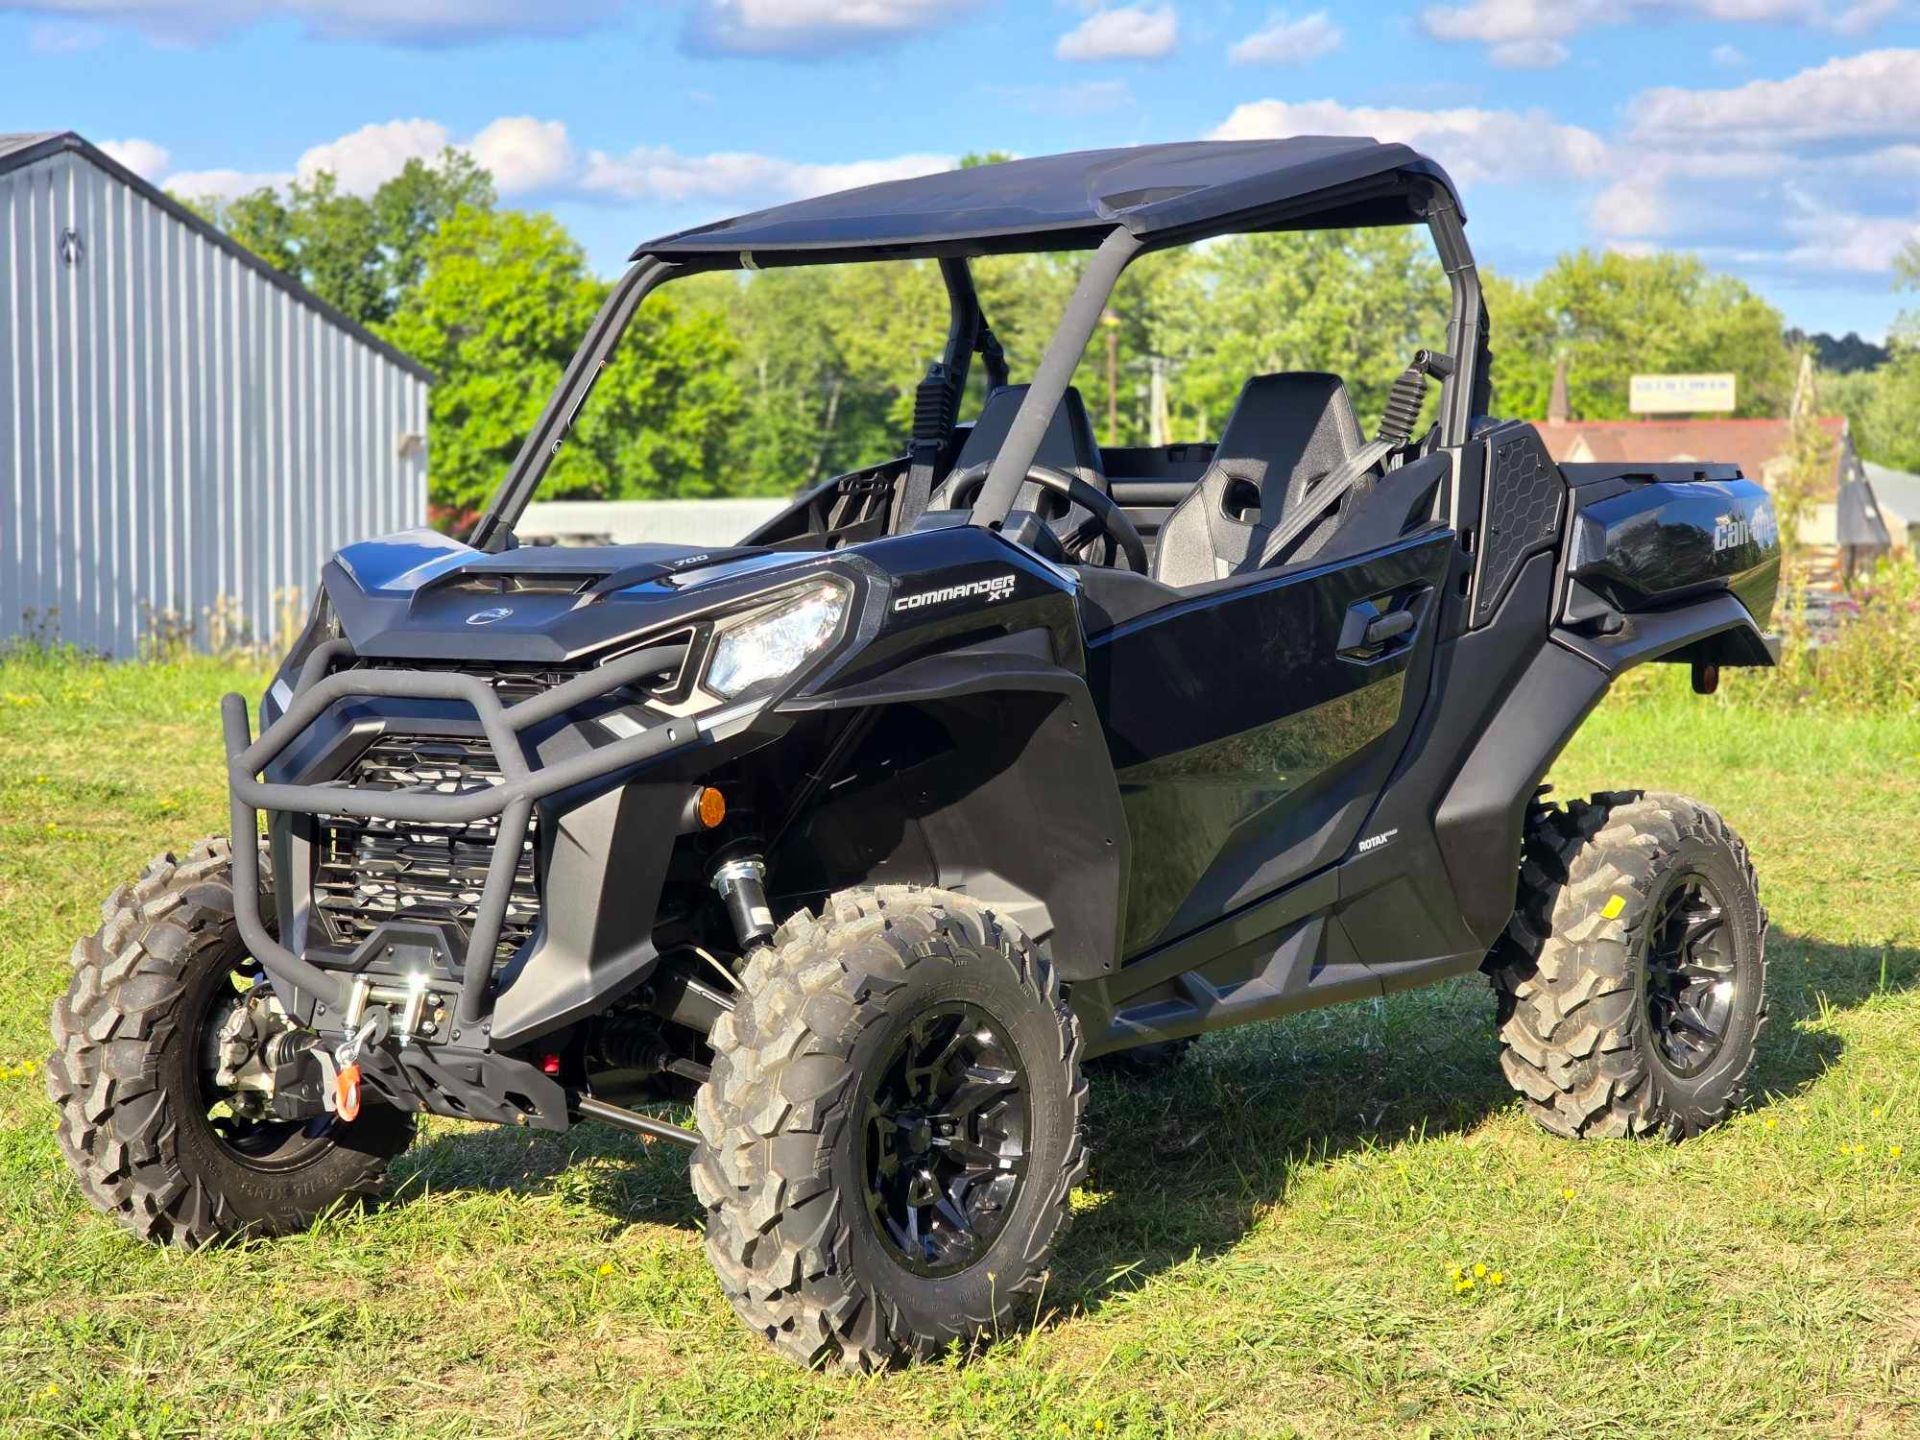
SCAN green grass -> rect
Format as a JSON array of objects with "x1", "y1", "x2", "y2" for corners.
[{"x1": 1, "y1": 651, "x2": 1916, "y2": 1438}]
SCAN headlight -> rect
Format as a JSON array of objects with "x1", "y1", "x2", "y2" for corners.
[{"x1": 703, "y1": 580, "x2": 849, "y2": 701}]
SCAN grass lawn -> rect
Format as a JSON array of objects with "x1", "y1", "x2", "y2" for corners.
[{"x1": 1, "y1": 654, "x2": 1915, "y2": 1438}]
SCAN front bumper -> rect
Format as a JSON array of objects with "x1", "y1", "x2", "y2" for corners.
[{"x1": 222, "y1": 636, "x2": 698, "y2": 1040}]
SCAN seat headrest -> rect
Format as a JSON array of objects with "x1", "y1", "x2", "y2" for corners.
[
  {"x1": 1214, "y1": 372, "x2": 1363, "y2": 482},
  {"x1": 954, "y1": 384, "x2": 1103, "y2": 482}
]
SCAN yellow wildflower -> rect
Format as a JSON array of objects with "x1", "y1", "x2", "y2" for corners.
[
  {"x1": 1891, "y1": 1145, "x2": 1904, "y2": 1160},
  {"x1": 1560, "y1": 1186, "x2": 1576, "y2": 1201},
  {"x1": 1490, "y1": 1271, "x2": 1505, "y2": 1286},
  {"x1": 1763, "y1": 1117, "x2": 1778, "y2": 1131},
  {"x1": 596, "y1": 1262, "x2": 614, "y2": 1277},
  {"x1": 1473, "y1": 1263, "x2": 1488, "y2": 1279}
]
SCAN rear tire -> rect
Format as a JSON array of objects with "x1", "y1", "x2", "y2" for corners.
[
  {"x1": 46, "y1": 838, "x2": 415, "y2": 1247},
  {"x1": 1488, "y1": 792, "x2": 1768, "y2": 1140},
  {"x1": 693, "y1": 886, "x2": 1088, "y2": 1370}
]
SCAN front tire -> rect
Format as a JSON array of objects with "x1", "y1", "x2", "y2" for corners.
[
  {"x1": 693, "y1": 887, "x2": 1088, "y2": 1370},
  {"x1": 1489, "y1": 792, "x2": 1768, "y2": 1140},
  {"x1": 47, "y1": 838, "x2": 416, "y2": 1247}
]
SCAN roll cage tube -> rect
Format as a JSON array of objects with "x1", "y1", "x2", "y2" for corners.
[
  {"x1": 473, "y1": 254, "x2": 1006, "y2": 552},
  {"x1": 1425, "y1": 192, "x2": 1487, "y2": 450},
  {"x1": 971, "y1": 202, "x2": 1484, "y2": 529},
  {"x1": 472, "y1": 192, "x2": 1487, "y2": 545}
]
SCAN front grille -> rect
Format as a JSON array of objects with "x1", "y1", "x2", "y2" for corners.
[{"x1": 312, "y1": 735, "x2": 540, "y2": 964}]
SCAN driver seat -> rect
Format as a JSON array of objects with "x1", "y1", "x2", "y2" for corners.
[{"x1": 935, "y1": 384, "x2": 1109, "y2": 542}]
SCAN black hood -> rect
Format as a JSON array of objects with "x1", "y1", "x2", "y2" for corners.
[{"x1": 324, "y1": 528, "x2": 844, "y2": 664}]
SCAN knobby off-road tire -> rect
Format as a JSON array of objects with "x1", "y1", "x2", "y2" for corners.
[
  {"x1": 693, "y1": 886, "x2": 1089, "y2": 1370},
  {"x1": 47, "y1": 837, "x2": 415, "y2": 1247},
  {"x1": 1489, "y1": 792, "x2": 1768, "y2": 1140}
]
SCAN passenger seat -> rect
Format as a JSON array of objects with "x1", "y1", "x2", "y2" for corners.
[{"x1": 1151, "y1": 373, "x2": 1364, "y2": 588}]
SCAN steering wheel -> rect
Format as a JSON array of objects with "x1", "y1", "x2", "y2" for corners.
[{"x1": 940, "y1": 461, "x2": 1149, "y2": 575}]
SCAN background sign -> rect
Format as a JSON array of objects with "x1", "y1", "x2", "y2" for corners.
[{"x1": 1629, "y1": 373, "x2": 1738, "y2": 414}]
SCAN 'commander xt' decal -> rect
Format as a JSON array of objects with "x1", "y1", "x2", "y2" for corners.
[{"x1": 892, "y1": 573, "x2": 1017, "y2": 613}]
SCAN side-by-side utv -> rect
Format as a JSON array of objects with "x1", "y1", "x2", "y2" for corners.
[{"x1": 50, "y1": 140, "x2": 1780, "y2": 1370}]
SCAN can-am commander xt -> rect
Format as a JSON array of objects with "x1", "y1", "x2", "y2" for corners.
[{"x1": 50, "y1": 140, "x2": 1780, "y2": 1370}]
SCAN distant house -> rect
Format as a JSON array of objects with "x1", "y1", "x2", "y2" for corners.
[
  {"x1": 1, "y1": 130, "x2": 431, "y2": 657},
  {"x1": 1863, "y1": 462, "x2": 1920, "y2": 555},
  {"x1": 1538, "y1": 415, "x2": 1895, "y2": 577}
]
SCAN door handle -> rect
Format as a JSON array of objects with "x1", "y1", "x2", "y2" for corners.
[
  {"x1": 1362, "y1": 610, "x2": 1414, "y2": 646},
  {"x1": 1337, "y1": 597, "x2": 1418, "y2": 659}
]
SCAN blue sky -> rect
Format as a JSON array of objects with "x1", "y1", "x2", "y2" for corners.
[{"x1": 5, "y1": 0, "x2": 1918, "y2": 338}]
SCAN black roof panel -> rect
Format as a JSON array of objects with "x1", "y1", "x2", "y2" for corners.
[{"x1": 635, "y1": 139, "x2": 1459, "y2": 264}]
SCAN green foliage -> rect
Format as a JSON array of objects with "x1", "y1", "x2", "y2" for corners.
[
  {"x1": 1486, "y1": 249, "x2": 1796, "y2": 421},
  {"x1": 178, "y1": 150, "x2": 494, "y2": 327},
  {"x1": 1774, "y1": 561, "x2": 1920, "y2": 714},
  {"x1": 1820, "y1": 242, "x2": 1920, "y2": 471},
  {"x1": 1824, "y1": 355, "x2": 1920, "y2": 470},
  {"x1": 380, "y1": 208, "x2": 743, "y2": 511},
  {"x1": 1152, "y1": 229, "x2": 1449, "y2": 439}
]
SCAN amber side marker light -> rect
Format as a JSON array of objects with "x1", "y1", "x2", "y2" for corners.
[{"x1": 696, "y1": 786, "x2": 727, "y2": 829}]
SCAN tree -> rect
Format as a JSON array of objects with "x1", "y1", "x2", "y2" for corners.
[
  {"x1": 1153, "y1": 229, "x2": 1449, "y2": 438},
  {"x1": 1821, "y1": 240, "x2": 1920, "y2": 472},
  {"x1": 380, "y1": 206, "x2": 743, "y2": 512},
  {"x1": 1485, "y1": 250, "x2": 1795, "y2": 421},
  {"x1": 179, "y1": 150, "x2": 495, "y2": 327}
]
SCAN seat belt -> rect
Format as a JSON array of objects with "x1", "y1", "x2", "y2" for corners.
[
  {"x1": 1257, "y1": 349, "x2": 1454, "y2": 569},
  {"x1": 1256, "y1": 437, "x2": 1400, "y2": 567}
]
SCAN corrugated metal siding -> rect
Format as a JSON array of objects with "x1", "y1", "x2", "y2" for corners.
[{"x1": 0, "y1": 149, "x2": 427, "y2": 656}]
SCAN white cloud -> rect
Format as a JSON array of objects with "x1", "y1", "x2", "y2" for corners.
[
  {"x1": 581, "y1": 145, "x2": 953, "y2": 204},
  {"x1": 1486, "y1": 37, "x2": 1567, "y2": 67},
  {"x1": 1589, "y1": 177, "x2": 1671, "y2": 238},
  {"x1": 1417, "y1": 0, "x2": 1899, "y2": 67},
  {"x1": 1228, "y1": 10, "x2": 1342, "y2": 65},
  {"x1": 97, "y1": 137, "x2": 170, "y2": 179},
  {"x1": 1209, "y1": 98, "x2": 1608, "y2": 185},
  {"x1": 1633, "y1": 48, "x2": 1920, "y2": 147},
  {"x1": 27, "y1": 18, "x2": 107, "y2": 50},
  {"x1": 160, "y1": 114, "x2": 572, "y2": 202},
  {"x1": 468, "y1": 116, "x2": 575, "y2": 195},
  {"x1": 1417, "y1": 0, "x2": 1585, "y2": 67},
  {"x1": 1, "y1": 0, "x2": 624, "y2": 44},
  {"x1": 681, "y1": 0, "x2": 979, "y2": 55},
  {"x1": 293, "y1": 118, "x2": 452, "y2": 194},
  {"x1": 1783, "y1": 202, "x2": 1920, "y2": 272},
  {"x1": 1056, "y1": 4, "x2": 1178, "y2": 62},
  {"x1": 1710, "y1": 42, "x2": 1747, "y2": 65},
  {"x1": 162, "y1": 167, "x2": 293, "y2": 201}
]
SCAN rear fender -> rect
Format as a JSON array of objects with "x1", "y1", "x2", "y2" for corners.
[{"x1": 772, "y1": 630, "x2": 1129, "y2": 982}]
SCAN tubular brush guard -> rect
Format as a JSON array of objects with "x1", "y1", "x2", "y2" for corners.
[{"x1": 220, "y1": 636, "x2": 688, "y2": 1030}]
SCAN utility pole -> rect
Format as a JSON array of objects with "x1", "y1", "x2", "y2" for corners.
[{"x1": 1101, "y1": 309, "x2": 1120, "y2": 445}]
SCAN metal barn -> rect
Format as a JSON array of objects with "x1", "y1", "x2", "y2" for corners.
[{"x1": 1, "y1": 131, "x2": 430, "y2": 657}]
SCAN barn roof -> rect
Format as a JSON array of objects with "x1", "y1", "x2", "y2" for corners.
[
  {"x1": 0, "y1": 130, "x2": 432, "y2": 381},
  {"x1": 635, "y1": 139, "x2": 1461, "y2": 265}
]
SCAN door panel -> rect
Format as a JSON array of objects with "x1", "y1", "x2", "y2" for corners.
[{"x1": 1086, "y1": 529, "x2": 1454, "y2": 957}]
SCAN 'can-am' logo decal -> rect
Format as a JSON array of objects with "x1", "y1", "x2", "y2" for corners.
[
  {"x1": 1714, "y1": 500, "x2": 1778, "y2": 554},
  {"x1": 466, "y1": 606, "x2": 515, "y2": 626},
  {"x1": 892, "y1": 573, "x2": 1018, "y2": 613}
]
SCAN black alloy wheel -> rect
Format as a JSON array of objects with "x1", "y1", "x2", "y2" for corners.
[
  {"x1": 861, "y1": 1001, "x2": 1030, "y2": 1277},
  {"x1": 1643, "y1": 871, "x2": 1737, "y2": 1078}
]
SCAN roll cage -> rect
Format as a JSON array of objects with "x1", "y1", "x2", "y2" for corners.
[{"x1": 469, "y1": 139, "x2": 1491, "y2": 554}]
